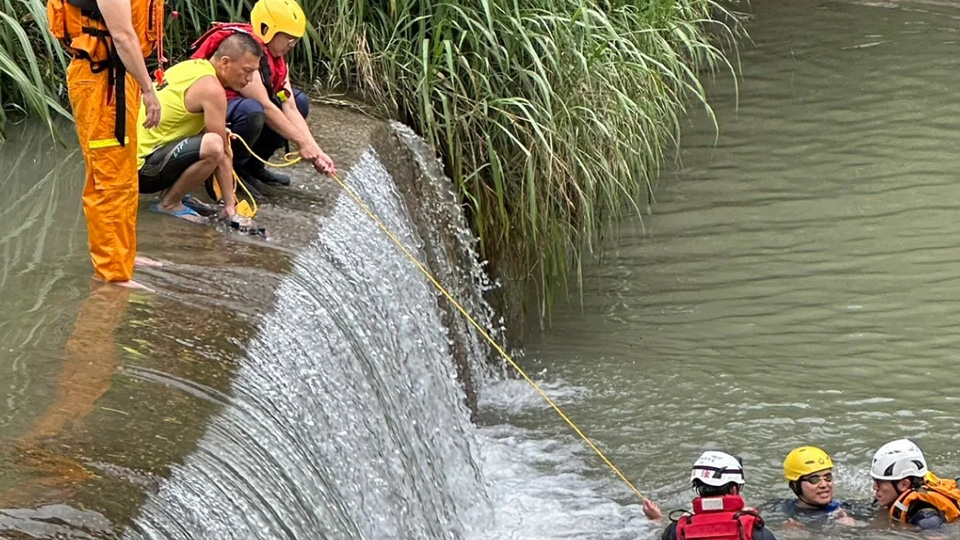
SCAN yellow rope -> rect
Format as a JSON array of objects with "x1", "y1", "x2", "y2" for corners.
[
  {"x1": 224, "y1": 133, "x2": 300, "y2": 218},
  {"x1": 229, "y1": 132, "x2": 647, "y2": 502},
  {"x1": 233, "y1": 171, "x2": 259, "y2": 218}
]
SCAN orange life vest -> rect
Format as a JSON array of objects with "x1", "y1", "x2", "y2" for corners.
[
  {"x1": 890, "y1": 473, "x2": 960, "y2": 524},
  {"x1": 46, "y1": 0, "x2": 167, "y2": 145},
  {"x1": 46, "y1": 0, "x2": 164, "y2": 65}
]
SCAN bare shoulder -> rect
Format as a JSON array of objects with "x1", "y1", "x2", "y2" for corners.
[
  {"x1": 184, "y1": 76, "x2": 226, "y2": 112},
  {"x1": 190, "y1": 76, "x2": 226, "y2": 99},
  {"x1": 96, "y1": 0, "x2": 134, "y2": 31}
]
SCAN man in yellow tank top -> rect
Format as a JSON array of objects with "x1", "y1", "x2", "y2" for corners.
[{"x1": 136, "y1": 33, "x2": 262, "y2": 221}]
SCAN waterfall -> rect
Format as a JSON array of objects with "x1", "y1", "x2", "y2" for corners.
[
  {"x1": 126, "y1": 126, "x2": 496, "y2": 539},
  {"x1": 0, "y1": 119, "x2": 652, "y2": 540}
]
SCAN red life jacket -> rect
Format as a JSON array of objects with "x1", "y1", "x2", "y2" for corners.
[
  {"x1": 674, "y1": 495, "x2": 762, "y2": 540},
  {"x1": 189, "y1": 22, "x2": 288, "y2": 102}
]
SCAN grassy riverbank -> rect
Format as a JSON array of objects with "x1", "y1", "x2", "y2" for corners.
[{"x1": 1, "y1": 0, "x2": 743, "y2": 320}]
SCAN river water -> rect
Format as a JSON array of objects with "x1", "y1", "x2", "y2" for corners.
[
  {"x1": 514, "y1": 0, "x2": 960, "y2": 537},
  {"x1": 3, "y1": 0, "x2": 960, "y2": 538}
]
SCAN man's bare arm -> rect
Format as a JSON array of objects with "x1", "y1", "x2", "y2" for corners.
[
  {"x1": 238, "y1": 73, "x2": 308, "y2": 148},
  {"x1": 98, "y1": 0, "x2": 160, "y2": 127}
]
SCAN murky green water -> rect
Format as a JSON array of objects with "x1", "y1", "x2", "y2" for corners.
[
  {"x1": 0, "y1": 119, "x2": 288, "y2": 532},
  {"x1": 515, "y1": 0, "x2": 960, "y2": 537},
  {"x1": 0, "y1": 109, "x2": 386, "y2": 536},
  {"x1": 5, "y1": 0, "x2": 960, "y2": 538}
]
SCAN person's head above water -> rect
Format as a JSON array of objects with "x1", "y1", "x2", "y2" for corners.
[
  {"x1": 784, "y1": 446, "x2": 835, "y2": 508},
  {"x1": 870, "y1": 438, "x2": 928, "y2": 507},
  {"x1": 690, "y1": 451, "x2": 745, "y2": 498}
]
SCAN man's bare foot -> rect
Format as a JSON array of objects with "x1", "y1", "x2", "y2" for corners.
[
  {"x1": 135, "y1": 256, "x2": 163, "y2": 268},
  {"x1": 93, "y1": 275, "x2": 154, "y2": 292},
  {"x1": 112, "y1": 279, "x2": 154, "y2": 292}
]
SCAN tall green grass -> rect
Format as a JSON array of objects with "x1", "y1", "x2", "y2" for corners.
[
  {"x1": 0, "y1": 0, "x2": 69, "y2": 140},
  {"x1": 2, "y1": 0, "x2": 743, "y2": 317},
  {"x1": 295, "y1": 0, "x2": 745, "y2": 317}
]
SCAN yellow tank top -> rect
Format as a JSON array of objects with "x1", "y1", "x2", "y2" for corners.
[{"x1": 137, "y1": 59, "x2": 217, "y2": 169}]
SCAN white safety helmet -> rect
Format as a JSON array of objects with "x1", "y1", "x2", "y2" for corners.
[
  {"x1": 870, "y1": 439, "x2": 928, "y2": 481},
  {"x1": 690, "y1": 451, "x2": 746, "y2": 487}
]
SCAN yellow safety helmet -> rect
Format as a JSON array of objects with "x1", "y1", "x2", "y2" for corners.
[
  {"x1": 250, "y1": 0, "x2": 306, "y2": 44},
  {"x1": 783, "y1": 446, "x2": 834, "y2": 482}
]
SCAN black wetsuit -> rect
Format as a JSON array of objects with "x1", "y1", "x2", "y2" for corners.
[
  {"x1": 903, "y1": 501, "x2": 947, "y2": 530},
  {"x1": 761, "y1": 498, "x2": 862, "y2": 527}
]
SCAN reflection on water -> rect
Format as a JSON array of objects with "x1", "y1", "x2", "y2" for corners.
[
  {"x1": 1, "y1": 110, "x2": 519, "y2": 540},
  {"x1": 0, "y1": 119, "x2": 278, "y2": 533},
  {"x1": 0, "y1": 110, "x2": 356, "y2": 534},
  {"x1": 25, "y1": 283, "x2": 129, "y2": 443},
  {"x1": 0, "y1": 125, "x2": 88, "y2": 445},
  {"x1": 515, "y1": 0, "x2": 960, "y2": 538},
  {"x1": 7, "y1": 0, "x2": 960, "y2": 537}
]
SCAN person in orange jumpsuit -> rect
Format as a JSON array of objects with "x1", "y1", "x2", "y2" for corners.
[{"x1": 48, "y1": 0, "x2": 164, "y2": 289}]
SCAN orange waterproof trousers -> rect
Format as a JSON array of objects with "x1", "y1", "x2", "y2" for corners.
[{"x1": 66, "y1": 59, "x2": 141, "y2": 282}]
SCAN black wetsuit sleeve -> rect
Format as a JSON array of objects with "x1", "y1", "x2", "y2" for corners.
[
  {"x1": 908, "y1": 507, "x2": 946, "y2": 530},
  {"x1": 660, "y1": 521, "x2": 677, "y2": 540},
  {"x1": 755, "y1": 524, "x2": 778, "y2": 540}
]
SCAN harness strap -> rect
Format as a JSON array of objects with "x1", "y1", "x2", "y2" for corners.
[
  {"x1": 79, "y1": 26, "x2": 111, "y2": 73},
  {"x1": 258, "y1": 54, "x2": 281, "y2": 107},
  {"x1": 81, "y1": 25, "x2": 108, "y2": 37},
  {"x1": 76, "y1": 25, "x2": 125, "y2": 145},
  {"x1": 113, "y1": 59, "x2": 127, "y2": 146}
]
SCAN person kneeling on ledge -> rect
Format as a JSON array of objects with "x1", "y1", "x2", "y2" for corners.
[
  {"x1": 137, "y1": 33, "x2": 264, "y2": 221},
  {"x1": 190, "y1": 0, "x2": 336, "y2": 190}
]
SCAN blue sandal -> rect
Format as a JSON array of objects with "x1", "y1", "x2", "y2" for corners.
[{"x1": 150, "y1": 202, "x2": 203, "y2": 221}]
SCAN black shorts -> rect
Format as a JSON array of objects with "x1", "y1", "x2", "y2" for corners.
[{"x1": 138, "y1": 135, "x2": 204, "y2": 194}]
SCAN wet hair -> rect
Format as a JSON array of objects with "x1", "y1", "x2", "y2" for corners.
[
  {"x1": 212, "y1": 32, "x2": 263, "y2": 60},
  {"x1": 885, "y1": 476, "x2": 925, "y2": 496},
  {"x1": 692, "y1": 479, "x2": 739, "y2": 498},
  {"x1": 788, "y1": 480, "x2": 802, "y2": 497}
]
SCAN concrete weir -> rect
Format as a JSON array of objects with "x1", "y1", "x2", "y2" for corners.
[{"x1": 0, "y1": 104, "x2": 498, "y2": 538}]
